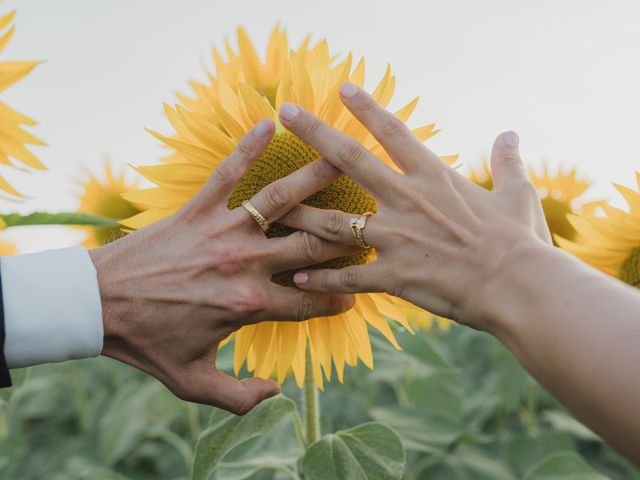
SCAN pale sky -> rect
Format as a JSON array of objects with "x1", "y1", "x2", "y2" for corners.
[{"x1": 2, "y1": 0, "x2": 640, "y2": 252}]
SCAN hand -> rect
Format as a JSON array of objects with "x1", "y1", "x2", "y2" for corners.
[
  {"x1": 277, "y1": 85, "x2": 551, "y2": 330},
  {"x1": 89, "y1": 119, "x2": 356, "y2": 414}
]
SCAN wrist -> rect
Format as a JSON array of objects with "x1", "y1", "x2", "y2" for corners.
[
  {"x1": 89, "y1": 235, "x2": 139, "y2": 359},
  {"x1": 462, "y1": 237, "x2": 559, "y2": 337}
]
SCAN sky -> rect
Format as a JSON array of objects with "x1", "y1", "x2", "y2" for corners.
[{"x1": 2, "y1": 0, "x2": 640, "y2": 252}]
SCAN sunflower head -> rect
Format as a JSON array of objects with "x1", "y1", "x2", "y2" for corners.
[
  {"x1": 77, "y1": 161, "x2": 141, "y2": 247},
  {"x1": 557, "y1": 172, "x2": 640, "y2": 289},
  {"x1": 227, "y1": 132, "x2": 375, "y2": 285},
  {"x1": 123, "y1": 26, "x2": 453, "y2": 388}
]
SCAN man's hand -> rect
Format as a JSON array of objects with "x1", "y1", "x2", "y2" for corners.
[{"x1": 89, "y1": 119, "x2": 356, "y2": 414}]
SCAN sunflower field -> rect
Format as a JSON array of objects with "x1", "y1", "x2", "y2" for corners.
[
  {"x1": 0, "y1": 3, "x2": 640, "y2": 480},
  {"x1": 1, "y1": 327, "x2": 639, "y2": 479}
]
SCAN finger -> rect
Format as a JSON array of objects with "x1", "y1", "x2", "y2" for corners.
[
  {"x1": 246, "y1": 158, "x2": 341, "y2": 223},
  {"x1": 279, "y1": 103, "x2": 401, "y2": 200},
  {"x1": 339, "y1": 83, "x2": 445, "y2": 175},
  {"x1": 266, "y1": 231, "x2": 361, "y2": 271},
  {"x1": 260, "y1": 286, "x2": 355, "y2": 322},
  {"x1": 182, "y1": 368, "x2": 280, "y2": 415},
  {"x1": 292, "y1": 264, "x2": 384, "y2": 294},
  {"x1": 490, "y1": 131, "x2": 529, "y2": 191},
  {"x1": 280, "y1": 204, "x2": 380, "y2": 247},
  {"x1": 189, "y1": 119, "x2": 275, "y2": 212}
]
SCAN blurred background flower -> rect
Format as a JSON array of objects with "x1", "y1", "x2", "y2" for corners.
[
  {"x1": 0, "y1": 8, "x2": 43, "y2": 198},
  {"x1": 75, "y1": 160, "x2": 141, "y2": 247},
  {"x1": 469, "y1": 162, "x2": 592, "y2": 244},
  {"x1": 556, "y1": 173, "x2": 640, "y2": 288}
]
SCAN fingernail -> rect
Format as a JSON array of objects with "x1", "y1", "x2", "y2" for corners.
[
  {"x1": 280, "y1": 103, "x2": 299, "y2": 121},
  {"x1": 253, "y1": 119, "x2": 272, "y2": 137},
  {"x1": 502, "y1": 131, "x2": 519, "y2": 147},
  {"x1": 340, "y1": 82, "x2": 358, "y2": 98},
  {"x1": 294, "y1": 272, "x2": 309, "y2": 285}
]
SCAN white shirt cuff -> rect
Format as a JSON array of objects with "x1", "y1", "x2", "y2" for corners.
[{"x1": 1, "y1": 246, "x2": 104, "y2": 368}]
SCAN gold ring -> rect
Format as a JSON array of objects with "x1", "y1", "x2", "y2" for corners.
[
  {"x1": 242, "y1": 200, "x2": 270, "y2": 233},
  {"x1": 349, "y1": 212, "x2": 373, "y2": 248}
]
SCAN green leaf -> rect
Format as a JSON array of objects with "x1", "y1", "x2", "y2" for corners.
[
  {"x1": 191, "y1": 395, "x2": 297, "y2": 480},
  {"x1": 414, "y1": 445, "x2": 517, "y2": 480},
  {"x1": 99, "y1": 380, "x2": 183, "y2": 465},
  {"x1": 0, "y1": 212, "x2": 119, "y2": 227},
  {"x1": 301, "y1": 421, "x2": 405, "y2": 480},
  {"x1": 502, "y1": 431, "x2": 576, "y2": 476},
  {"x1": 522, "y1": 451, "x2": 609, "y2": 480},
  {"x1": 369, "y1": 405, "x2": 463, "y2": 453},
  {"x1": 213, "y1": 414, "x2": 304, "y2": 480}
]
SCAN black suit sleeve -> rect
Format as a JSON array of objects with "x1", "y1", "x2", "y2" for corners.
[{"x1": 0, "y1": 266, "x2": 12, "y2": 388}]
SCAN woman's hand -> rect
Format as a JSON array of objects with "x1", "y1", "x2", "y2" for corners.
[
  {"x1": 278, "y1": 85, "x2": 640, "y2": 464},
  {"x1": 90, "y1": 119, "x2": 357, "y2": 414},
  {"x1": 277, "y1": 85, "x2": 551, "y2": 330}
]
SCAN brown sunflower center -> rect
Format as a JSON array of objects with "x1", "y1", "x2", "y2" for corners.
[
  {"x1": 621, "y1": 247, "x2": 640, "y2": 288},
  {"x1": 228, "y1": 132, "x2": 376, "y2": 285},
  {"x1": 540, "y1": 197, "x2": 575, "y2": 245}
]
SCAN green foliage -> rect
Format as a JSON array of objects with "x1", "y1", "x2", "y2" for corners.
[
  {"x1": 302, "y1": 422, "x2": 405, "y2": 480},
  {"x1": 192, "y1": 396, "x2": 301, "y2": 480},
  {"x1": 0, "y1": 325, "x2": 637, "y2": 479},
  {"x1": 522, "y1": 452, "x2": 610, "y2": 480}
]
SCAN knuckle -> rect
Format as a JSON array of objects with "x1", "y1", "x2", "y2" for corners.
[
  {"x1": 310, "y1": 158, "x2": 337, "y2": 182},
  {"x1": 337, "y1": 141, "x2": 365, "y2": 167},
  {"x1": 501, "y1": 151, "x2": 524, "y2": 168},
  {"x1": 213, "y1": 161, "x2": 237, "y2": 183},
  {"x1": 236, "y1": 140, "x2": 257, "y2": 161},
  {"x1": 297, "y1": 231, "x2": 324, "y2": 263},
  {"x1": 230, "y1": 286, "x2": 266, "y2": 317},
  {"x1": 283, "y1": 205, "x2": 302, "y2": 224},
  {"x1": 301, "y1": 116, "x2": 321, "y2": 139},
  {"x1": 322, "y1": 210, "x2": 344, "y2": 238},
  {"x1": 296, "y1": 293, "x2": 316, "y2": 321},
  {"x1": 342, "y1": 268, "x2": 359, "y2": 289},
  {"x1": 380, "y1": 116, "x2": 408, "y2": 139},
  {"x1": 263, "y1": 181, "x2": 292, "y2": 213},
  {"x1": 211, "y1": 247, "x2": 246, "y2": 275}
]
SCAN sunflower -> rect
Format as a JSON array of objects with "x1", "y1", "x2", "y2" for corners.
[
  {"x1": 469, "y1": 162, "x2": 590, "y2": 244},
  {"x1": 76, "y1": 161, "x2": 141, "y2": 248},
  {"x1": 0, "y1": 9, "x2": 44, "y2": 197},
  {"x1": 556, "y1": 173, "x2": 640, "y2": 288},
  {"x1": 122, "y1": 27, "x2": 453, "y2": 388}
]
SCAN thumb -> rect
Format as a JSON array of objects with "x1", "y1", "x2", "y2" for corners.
[
  {"x1": 184, "y1": 370, "x2": 281, "y2": 415},
  {"x1": 490, "y1": 131, "x2": 528, "y2": 191}
]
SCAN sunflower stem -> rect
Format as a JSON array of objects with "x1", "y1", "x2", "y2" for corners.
[
  {"x1": 302, "y1": 349, "x2": 320, "y2": 446},
  {"x1": 0, "y1": 212, "x2": 119, "y2": 227}
]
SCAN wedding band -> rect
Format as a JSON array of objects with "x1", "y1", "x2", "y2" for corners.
[
  {"x1": 242, "y1": 200, "x2": 270, "y2": 233},
  {"x1": 349, "y1": 212, "x2": 373, "y2": 248}
]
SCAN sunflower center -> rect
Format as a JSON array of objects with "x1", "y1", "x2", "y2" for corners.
[
  {"x1": 621, "y1": 247, "x2": 640, "y2": 288},
  {"x1": 228, "y1": 132, "x2": 376, "y2": 285}
]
